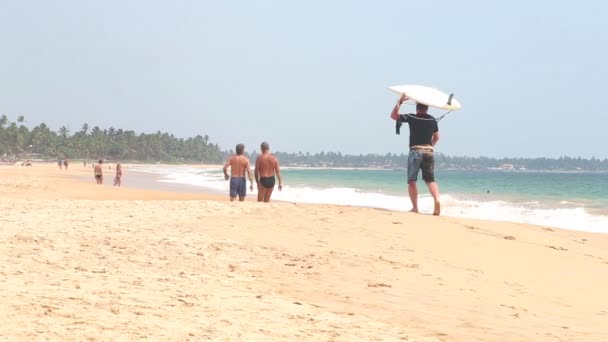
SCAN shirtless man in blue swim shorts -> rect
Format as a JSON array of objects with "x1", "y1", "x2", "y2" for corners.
[{"x1": 223, "y1": 143, "x2": 254, "y2": 202}]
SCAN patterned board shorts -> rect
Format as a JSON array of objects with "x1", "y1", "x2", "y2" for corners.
[
  {"x1": 407, "y1": 149, "x2": 435, "y2": 183},
  {"x1": 229, "y1": 177, "x2": 247, "y2": 197}
]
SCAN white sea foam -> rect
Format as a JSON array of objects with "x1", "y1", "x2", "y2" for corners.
[{"x1": 131, "y1": 166, "x2": 608, "y2": 233}]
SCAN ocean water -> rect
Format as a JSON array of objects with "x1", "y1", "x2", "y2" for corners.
[{"x1": 130, "y1": 166, "x2": 608, "y2": 233}]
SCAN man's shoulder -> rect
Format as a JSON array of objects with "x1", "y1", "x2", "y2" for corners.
[
  {"x1": 258, "y1": 154, "x2": 275, "y2": 161},
  {"x1": 415, "y1": 114, "x2": 436, "y2": 119},
  {"x1": 230, "y1": 155, "x2": 248, "y2": 162},
  {"x1": 412, "y1": 114, "x2": 437, "y2": 121}
]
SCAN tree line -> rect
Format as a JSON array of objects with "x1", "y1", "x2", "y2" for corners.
[
  {"x1": 269, "y1": 151, "x2": 608, "y2": 171},
  {"x1": 0, "y1": 115, "x2": 224, "y2": 163},
  {"x1": 2, "y1": 115, "x2": 607, "y2": 170}
]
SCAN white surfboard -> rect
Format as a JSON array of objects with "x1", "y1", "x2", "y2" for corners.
[{"x1": 388, "y1": 85, "x2": 462, "y2": 110}]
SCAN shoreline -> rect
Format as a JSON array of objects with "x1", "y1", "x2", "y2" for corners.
[{"x1": 125, "y1": 165, "x2": 608, "y2": 233}]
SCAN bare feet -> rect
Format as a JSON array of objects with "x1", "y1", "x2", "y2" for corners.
[
  {"x1": 409, "y1": 208, "x2": 419, "y2": 213},
  {"x1": 433, "y1": 201, "x2": 441, "y2": 216}
]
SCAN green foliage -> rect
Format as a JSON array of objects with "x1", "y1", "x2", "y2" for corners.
[
  {"x1": 0, "y1": 116, "x2": 224, "y2": 163},
  {"x1": 269, "y1": 151, "x2": 608, "y2": 171}
]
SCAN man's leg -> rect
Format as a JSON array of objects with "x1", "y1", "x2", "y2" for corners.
[
  {"x1": 421, "y1": 152, "x2": 440, "y2": 215},
  {"x1": 238, "y1": 179, "x2": 246, "y2": 202},
  {"x1": 407, "y1": 150, "x2": 422, "y2": 212},
  {"x1": 257, "y1": 187, "x2": 266, "y2": 202},
  {"x1": 263, "y1": 187, "x2": 274, "y2": 203},
  {"x1": 229, "y1": 178, "x2": 240, "y2": 202},
  {"x1": 408, "y1": 181, "x2": 419, "y2": 212},
  {"x1": 427, "y1": 181, "x2": 440, "y2": 215}
]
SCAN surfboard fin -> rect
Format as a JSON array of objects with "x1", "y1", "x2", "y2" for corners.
[{"x1": 447, "y1": 93, "x2": 454, "y2": 106}]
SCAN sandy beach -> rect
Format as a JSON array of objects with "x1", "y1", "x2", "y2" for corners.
[{"x1": 1, "y1": 164, "x2": 607, "y2": 341}]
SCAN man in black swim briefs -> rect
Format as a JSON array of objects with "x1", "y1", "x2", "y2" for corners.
[
  {"x1": 94, "y1": 159, "x2": 104, "y2": 184},
  {"x1": 391, "y1": 93, "x2": 441, "y2": 215},
  {"x1": 254, "y1": 141, "x2": 283, "y2": 202}
]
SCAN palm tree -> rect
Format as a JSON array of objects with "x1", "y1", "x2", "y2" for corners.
[{"x1": 59, "y1": 126, "x2": 70, "y2": 140}]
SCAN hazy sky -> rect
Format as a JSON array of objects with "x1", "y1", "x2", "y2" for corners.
[{"x1": 1, "y1": 1, "x2": 607, "y2": 158}]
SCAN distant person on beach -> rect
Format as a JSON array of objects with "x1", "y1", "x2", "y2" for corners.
[
  {"x1": 58, "y1": 159, "x2": 63, "y2": 170},
  {"x1": 114, "y1": 164, "x2": 122, "y2": 187},
  {"x1": 223, "y1": 144, "x2": 254, "y2": 202},
  {"x1": 254, "y1": 141, "x2": 283, "y2": 202},
  {"x1": 94, "y1": 160, "x2": 103, "y2": 184},
  {"x1": 391, "y1": 93, "x2": 441, "y2": 215},
  {"x1": 64, "y1": 158, "x2": 69, "y2": 170}
]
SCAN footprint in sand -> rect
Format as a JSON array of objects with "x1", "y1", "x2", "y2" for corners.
[{"x1": 368, "y1": 283, "x2": 392, "y2": 288}]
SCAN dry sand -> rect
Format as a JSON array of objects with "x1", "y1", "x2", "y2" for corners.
[{"x1": 1, "y1": 164, "x2": 607, "y2": 341}]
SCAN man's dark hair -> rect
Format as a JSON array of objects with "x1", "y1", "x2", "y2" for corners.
[
  {"x1": 416, "y1": 102, "x2": 429, "y2": 113},
  {"x1": 416, "y1": 103, "x2": 429, "y2": 113},
  {"x1": 98, "y1": 159, "x2": 103, "y2": 164},
  {"x1": 236, "y1": 144, "x2": 245, "y2": 155},
  {"x1": 260, "y1": 141, "x2": 269, "y2": 151}
]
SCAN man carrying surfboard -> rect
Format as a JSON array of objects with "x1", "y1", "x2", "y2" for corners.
[{"x1": 391, "y1": 93, "x2": 441, "y2": 215}]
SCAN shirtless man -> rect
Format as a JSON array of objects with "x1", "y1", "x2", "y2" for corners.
[
  {"x1": 114, "y1": 163, "x2": 123, "y2": 186},
  {"x1": 94, "y1": 159, "x2": 104, "y2": 184},
  {"x1": 254, "y1": 141, "x2": 283, "y2": 202},
  {"x1": 223, "y1": 144, "x2": 254, "y2": 202}
]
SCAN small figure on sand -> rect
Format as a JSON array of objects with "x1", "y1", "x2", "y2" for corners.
[
  {"x1": 58, "y1": 159, "x2": 63, "y2": 170},
  {"x1": 94, "y1": 160, "x2": 104, "y2": 184},
  {"x1": 63, "y1": 158, "x2": 69, "y2": 171},
  {"x1": 114, "y1": 163, "x2": 122, "y2": 187},
  {"x1": 391, "y1": 93, "x2": 441, "y2": 215},
  {"x1": 254, "y1": 141, "x2": 283, "y2": 202},
  {"x1": 223, "y1": 144, "x2": 254, "y2": 202}
]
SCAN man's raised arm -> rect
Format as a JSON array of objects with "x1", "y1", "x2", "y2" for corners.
[{"x1": 391, "y1": 93, "x2": 408, "y2": 120}]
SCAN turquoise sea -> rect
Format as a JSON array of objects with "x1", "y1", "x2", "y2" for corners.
[{"x1": 131, "y1": 166, "x2": 608, "y2": 233}]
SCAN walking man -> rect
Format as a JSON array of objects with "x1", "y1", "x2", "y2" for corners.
[
  {"x1": 391, "y1": 94, "x2": 441, "y2": 215},
  {"x1": 223, "y1": 144, "x2": 254, "y2": 202},
  {"x1": 254, "y1": 141, "x2": 283, "y2": 202}
]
